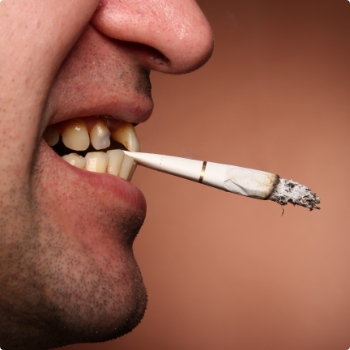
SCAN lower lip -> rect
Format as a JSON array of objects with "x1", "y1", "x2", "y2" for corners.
[{"x1": 43, "y1": 141, "x2": 147, "y2": 214}]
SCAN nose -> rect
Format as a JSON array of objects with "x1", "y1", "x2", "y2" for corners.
[{"x1": 91, "y1": 0, "x2": 214, "y2": 74}]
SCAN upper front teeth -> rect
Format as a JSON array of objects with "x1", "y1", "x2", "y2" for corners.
[
  {"x1": 62, "y1": 119, "x2": 90, "y2": 151},
  {"x1": 111, "y1": 122, "x2": 140, "y2": 152},
  {"x1": 90, "y1": 120, "x2": 111, "y2": 150},
  {"x1": 56, "y1": 119, "x2": 140, "y2": 152},
  {"x1": 46, "y1": 118, "x2": 140, "y2": 181}
]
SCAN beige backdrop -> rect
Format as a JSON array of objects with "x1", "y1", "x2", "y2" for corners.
[{"x1": 61, "y1": 0, "x2": 350, "y2": 349}]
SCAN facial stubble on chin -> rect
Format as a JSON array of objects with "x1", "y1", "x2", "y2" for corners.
[
  {"x1": 36, "y1": 193, "x2": 147, "y2": 347},
  {"x1": 0, "y1": 167, "x2": 148, "y2": 349},
  {"x1": 40, "y1": 209, "x2": 147, "y2": 342}
]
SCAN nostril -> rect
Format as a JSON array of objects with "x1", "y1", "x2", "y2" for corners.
[{"x1": 120, "y1": 41, "x2": 171, "y2": 70}]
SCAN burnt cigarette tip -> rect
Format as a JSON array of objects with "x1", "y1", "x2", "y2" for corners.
[{"x1": 268, "y1": 178, "x2": 321, "y2": 211}]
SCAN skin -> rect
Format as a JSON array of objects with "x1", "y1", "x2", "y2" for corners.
[{"x1": 0, "y1": 1, "x2": 213, "y2": 349}]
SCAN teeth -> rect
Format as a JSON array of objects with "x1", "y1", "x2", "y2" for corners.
[
  {"x1": 85, "y1": 152, "x2": 109, "y2": 173},
  {"x1": 106, "y1": 150, "x2": 136, "y2": 180},
  {"x1": 106, "y1": 149, "x2": 124, "y2": 176},
  {"x1": 48, "y1": 118, "x2": 140, "y2": 181},
  {"x1": 62, "y1": 153, "x2": 86, "y2": 169},
  {"x1": 111, "y1": 122, "x2": 140, "y2": 152},
  {"x1": 43, "y1": 125, "x2": 59, "y2": 146},
  {"x1": 119, "y1": 155, "x2": 135, "y2": 180},
  {"x1": 126, "y1": 159, "x2": 137, "y2": 181},
  {"x1": 61, "y1": 150, "x2": 136, "y2": 180},
  {"x1": 90, "y1": 120, "x2": 111, "y2": 150},
  {"x1": 62, "y1": 119, "x2": 90, "y2": 151}
]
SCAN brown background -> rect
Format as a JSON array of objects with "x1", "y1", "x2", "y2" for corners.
[{"x1": 61, "y1": 0, "x2": 350, "y2": 349}]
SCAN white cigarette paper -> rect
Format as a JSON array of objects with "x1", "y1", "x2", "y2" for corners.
[{"x1": 124, "y1": 151, "x2": 320, "y2": 211}]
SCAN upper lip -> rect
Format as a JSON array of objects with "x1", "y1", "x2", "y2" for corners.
[
  {"x1": 44, "y1": 24, "x2": 154, "y2": 130},
  {"x1": 47, "y1": 95, "x2": 154, "y2": 128}
]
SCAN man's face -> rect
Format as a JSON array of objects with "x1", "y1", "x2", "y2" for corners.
[{"x1": 0, "y1": 1, "x2": 213, "y2": 348}]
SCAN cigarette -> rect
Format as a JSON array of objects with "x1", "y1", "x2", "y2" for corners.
[{"x1": 124, "y1": 151, "x2": 321, "y2": 211}]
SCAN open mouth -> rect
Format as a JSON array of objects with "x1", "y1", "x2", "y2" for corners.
[{"x1": 44, "y1": 116, "x2": 140, "y2": 181}]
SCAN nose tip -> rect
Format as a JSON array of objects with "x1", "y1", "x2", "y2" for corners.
[
  {"x1": 165, "y1": 13, "x2": 215, "y2": 74},
  {"x1": 92, "y1": 0, "x2": 214, "y2": 74}
]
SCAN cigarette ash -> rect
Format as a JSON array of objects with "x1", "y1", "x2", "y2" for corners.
[{"x1": 268, "y1": 178, "x2": 321, "y2": 211}]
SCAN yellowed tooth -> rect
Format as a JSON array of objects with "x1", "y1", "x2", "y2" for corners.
[
  {"x1": 62, "y1": 119, "x2": 90, "y2": 151},
  {"x1": 43, "y1": 125, "x2": 59, "y2": 146},
  {"x1": 85, "y1": 152, "x2": 109, "y2": 173},
  {"x1": 90, "y1": 120, "x2": 111, "y2": 150},
  {"x1": 62, "y1": 153, "x2": 86, "y2": 169},
  {"x1": 127, "y1": 161, "x2": 137, "y2": 181},
  {"x1": 106, "y1": 149, "x2": 124, "y2": 176},
  {"x1": 119, "y1": 154, "x2": 135, "y2": 180},
  {"x1": 110, "y1": 122, "x2": 140, "y2": 152}
]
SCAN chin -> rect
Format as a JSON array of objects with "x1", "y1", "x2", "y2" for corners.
[
  {"x1": 32, "y1": 250, "x2": 148, "y2": 350},
  {"x1": 0, "y1": 230, "x2": 148, "y2": 350},
  {"x1": 37, "y1": 213, "x2": 148, "y2": 349},
  {"x1": 50, "y1": 262, "x2": 148, "y2": 349}
]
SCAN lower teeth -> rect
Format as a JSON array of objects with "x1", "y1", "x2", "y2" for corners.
[
  {"x1": 62, "y1": 150, "x2": 136, "y2": 181},
  {"x1": 62, "y1": 153, "x2": 86, "y2": 169}
]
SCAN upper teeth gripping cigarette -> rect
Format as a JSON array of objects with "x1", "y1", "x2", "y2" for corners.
[{"x1": 124, "y1": 151, "x2": 321, "y2": 211}]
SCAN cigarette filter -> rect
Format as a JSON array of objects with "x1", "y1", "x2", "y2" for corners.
[{"x1": 124, "y1": 151, "x2": 320, "y2": 211}]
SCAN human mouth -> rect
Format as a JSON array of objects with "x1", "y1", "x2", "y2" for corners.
[{"x1": 43, "y1": 116, "x2": 140, "y2": 181}]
